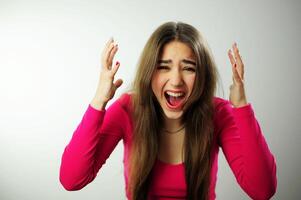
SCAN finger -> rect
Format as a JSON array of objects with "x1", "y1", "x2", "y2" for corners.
[
  {"x1": 114, "y1": 79, "x2": 123, "y2": 89},
  {"x1": 227, "y1": 49, "x2": 236, "y2": 67},
  {"x1": 231, "y1": 63, "x2": 242, "y2": 84},
  {"x1": 105, "y1": 37, "x2": 114, "y2": 48},
  {"x1": 232, "y1": 43, "x2": 244, "y2": 80},
  {"x1": 107, "y1": 44, "x2": 118, "y2": 68},
  {"x1": 111, "y1": 61, "x2": 121, "y2": 75},
  {"x1": 102, "y1": 40, "x2": 115, "y2": 69},
  {"x1": 104, "y1": 43, "x2": 116, "y2": 68},
  {"x1": 101, "y1": 37, "x2": 114, "y2": 58}
]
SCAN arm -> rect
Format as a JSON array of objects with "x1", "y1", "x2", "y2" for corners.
[
  {"x1": 59, "y1": 37, "x2": 124, "y2": 190},
  {"x1": 219, "y1": 43, "x2": 277, "y2": 199},
  {"x1": 218, "y1": 101, "x2": 277, "y2": 199},
  {"x1": 59, "y1": 99, "x2": 125, "y2": 191}
]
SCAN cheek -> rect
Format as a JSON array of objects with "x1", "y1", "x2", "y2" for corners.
[
  {"x1": 151, "y1": 74, "x2": 166, "y2": 95},
  {"x1": 186, "y1": 74, "x2": 196, "y2": 91}
]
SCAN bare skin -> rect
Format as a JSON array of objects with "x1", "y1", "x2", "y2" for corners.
[
  {"x1": 156, "y1": 42, "x2": 248, "y2": 164},
  {"x1": 90, "y1": 38, "x2": 248, "y2": 164},
  {"x1": 228, "y1": 43, "x2": 248, "y2": 107},
  {"x1": 152, "y1": 41, "x2": 196, "y2": 164},
  {"x1": 90, "y1": 38, "x2": 123, "y2": 111},
  {"x1": 158, "y1": 129, "x2": 186, "y2": 164}
]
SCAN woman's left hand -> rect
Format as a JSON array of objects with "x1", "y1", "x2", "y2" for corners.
[{"x1": 227, "y1": 42, "x2": 248, "y2": 108}]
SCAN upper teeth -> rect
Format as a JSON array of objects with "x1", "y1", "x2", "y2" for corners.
[{"x1": 166, "y1": 91, "x2": 184, "y2": 97}]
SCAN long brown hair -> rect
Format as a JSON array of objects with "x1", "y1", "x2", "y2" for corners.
[{"x1": 129, "y1": 21, "x2": 218, "y2": 200}]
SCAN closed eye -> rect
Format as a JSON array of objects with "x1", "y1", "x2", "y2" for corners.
[
  {"x1": 157, "y1": 65, "x2": 170, "y2": 70},
  {"x1": 183, "y1": 66, "x2": 196, "y2": 72}
]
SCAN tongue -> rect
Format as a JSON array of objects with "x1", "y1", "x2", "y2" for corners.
[{"x1": 169, "y1": 96, "x2": 183, "y2": 107}]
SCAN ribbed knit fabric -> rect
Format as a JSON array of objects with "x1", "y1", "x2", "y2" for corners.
[{"x1": 59, "y1": 93, "x2": 277, "y2": 199}]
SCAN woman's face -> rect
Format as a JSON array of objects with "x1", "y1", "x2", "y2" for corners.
[{"x1": 151, "y1": 40, "x2": 196, "y2": 120}]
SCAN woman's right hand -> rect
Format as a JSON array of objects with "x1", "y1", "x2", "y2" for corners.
[{"x1": 90, "y1": 38, "x2": 123, "y2": 110}]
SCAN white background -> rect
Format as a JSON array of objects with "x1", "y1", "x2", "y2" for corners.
[{"x1": 0, "y1": 0, "x2": 300, "y2": 199}]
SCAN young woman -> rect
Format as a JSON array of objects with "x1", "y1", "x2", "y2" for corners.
[{"x1": 59, "y1": 21, "x2": 277, "y2": 200}]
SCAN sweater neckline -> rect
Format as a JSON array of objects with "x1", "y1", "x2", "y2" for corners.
[{"x1": 156, "y1": 158, "x2": 184, "y2": 167}]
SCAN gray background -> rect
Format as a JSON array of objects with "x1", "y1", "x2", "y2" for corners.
[{"x1": 0, "y1": 0, "x2": 300, "y2": 199}]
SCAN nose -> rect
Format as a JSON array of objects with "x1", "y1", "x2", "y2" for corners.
[{"x1": 170, "y1": 68, "x2": 184, "y2": 87}]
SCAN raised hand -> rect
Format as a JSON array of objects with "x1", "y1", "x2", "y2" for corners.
[
  {"x1": 227, "y1": 42, "x2": 248, "y2": 108},
  {"x1": 90, "y1": 38, "x2": 123, "y2": 110}
]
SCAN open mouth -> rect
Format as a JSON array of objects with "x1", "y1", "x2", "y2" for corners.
[{"x1": 164, "y1": 91, "x2": 186, "y2": 109}]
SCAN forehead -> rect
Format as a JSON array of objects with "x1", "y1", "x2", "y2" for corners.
[{"x1": 160, "y1": 41, "x2": 196, "y2": 60}]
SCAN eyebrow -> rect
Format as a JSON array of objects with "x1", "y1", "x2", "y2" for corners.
[{"x1": 157, "y1": 59, "x2": 196, "y2": 66}]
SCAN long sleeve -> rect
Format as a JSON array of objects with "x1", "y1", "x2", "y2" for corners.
[
  {"x1": 59, "y1": 98, "x2": 126, "y2": 191},
  {"x1": 217, "y1": 100, "x2": 277, "y2": 200}
]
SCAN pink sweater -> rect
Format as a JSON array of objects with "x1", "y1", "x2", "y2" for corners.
[{"x1": 59, "y1": 93, "x2": 277, "y2": 199}]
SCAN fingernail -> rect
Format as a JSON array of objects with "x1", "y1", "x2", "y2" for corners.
[{"x1": 116, "y1": 61, "x2": 120, "y2": 65}]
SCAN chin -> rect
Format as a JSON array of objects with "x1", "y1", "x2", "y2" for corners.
[{"x1": 163, "y1": 110, "x2": 183, "y2": 120}]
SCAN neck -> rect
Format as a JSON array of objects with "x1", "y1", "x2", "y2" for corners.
[{"x1": 163, "y1": 117, "x2": 183, "y2": 133}]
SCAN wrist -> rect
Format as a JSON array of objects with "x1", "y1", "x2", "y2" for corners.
[
  {"x1": 233, "y1": 103, "x2": 248, "y2": 108},
  {"x1": 231, "y1": 99, "x2": 248, "y2": 108},
  {"x1": 90, "y1": 98, "x2": 107, "y2": 111}
]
